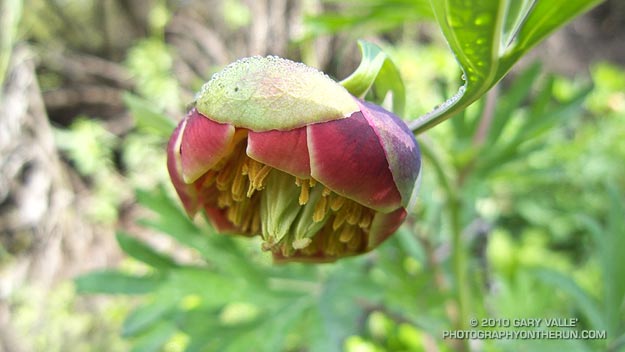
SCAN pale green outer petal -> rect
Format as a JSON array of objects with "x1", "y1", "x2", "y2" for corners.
[{"x1": 194, "y1": 56, "x2": 359, "y2": 131}]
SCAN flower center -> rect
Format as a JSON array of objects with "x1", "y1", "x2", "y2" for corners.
[{"x1": 196, "y1": 133, "x2": 376, "y2": 259}]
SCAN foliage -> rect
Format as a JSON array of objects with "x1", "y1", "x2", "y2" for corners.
[
  {"x1": 75, "y1": 4, "x2": 625, "y2": 352},
  {"x1": 12, "y1": 0, "x2": 616, "y2": 351}
]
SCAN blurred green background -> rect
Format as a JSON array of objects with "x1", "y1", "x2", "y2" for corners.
[{"x1": 1, "y1": 0, "x2": 624, "y2": 351}]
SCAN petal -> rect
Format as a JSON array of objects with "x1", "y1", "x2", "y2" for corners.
[
  {"x1": 180, "y1": 109, "x2": 235, "y2": 183},
  {"x1": 195, "y1": 56, "x2": 358, "y2": 131},
  {"x1": 246, "y1": 127, "x2": 310, "y2": 178},
  {"x1": 367, "y1": 208, "x2": 406, "y2": 249},
  {"x1": 358, "y1": 100, "x2": 421, "y2": 209},
  {"x1": 308, "y1": 111, "x2": 402, "y2": 212},
  {"x1": 167, "y1": 119, "x2": 199, "y2": 215}
]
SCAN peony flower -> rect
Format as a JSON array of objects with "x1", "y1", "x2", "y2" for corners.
[{"x1": 167, "y1": 56, "x2": 421, "y2": 262}]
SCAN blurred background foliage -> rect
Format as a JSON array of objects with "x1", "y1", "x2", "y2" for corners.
[{"x1": 1, "y1": 0, "x2": 624, "y2": 351}]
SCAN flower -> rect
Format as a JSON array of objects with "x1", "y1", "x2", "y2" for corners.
[{"x1": 167, "y1": 56, "x2": 421, "y2": 262}]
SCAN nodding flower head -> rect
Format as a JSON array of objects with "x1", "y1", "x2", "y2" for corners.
[{"x1": 167, "y1": 56, "x2": 421, "y2": 262}]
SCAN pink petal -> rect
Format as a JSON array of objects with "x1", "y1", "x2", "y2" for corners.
[
  {"x1": 367, "y1": 208, "x2": 406, "y2": 249},
  {"x1": 358, "y1": 100, "x2": 421, "y2": 209},
  {"x1": 167, "y1": 119, "x2": 199, "y2": 215},
  {"x1": 308, "y1": 111, "x2": 402, "y2": 212},
  {"x1": 246, "y1": 127, "x2": 310, "y2": 178},
  {"x1": 180, "y1": 109, "x2": 235, "y2": 183}
]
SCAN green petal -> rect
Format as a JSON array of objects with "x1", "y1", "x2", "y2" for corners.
[{"x1": 194, "y1": 56, "x2": 359, "y2": 131}]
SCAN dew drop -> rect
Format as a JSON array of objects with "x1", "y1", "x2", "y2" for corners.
[{"x1": 474, "y1": 13, "x2": 491, "y2": 26}]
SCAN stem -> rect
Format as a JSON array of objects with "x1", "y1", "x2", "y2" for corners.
[
  {"x1": 450, "y1": 194, "x2": 470, "y2": 351},
  {"x1": 420, "y1": 136, "x2": 471, "y2": 351}
]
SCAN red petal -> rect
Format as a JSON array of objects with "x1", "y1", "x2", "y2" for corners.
[
  {"x1": 180, "y1": 109, "x2": 235, "y2": 183},
  {"x1": 358, "y1": 100, "x2": 421, "y2": 209},
  {"x1": 368, "y1": 208, "x2": 406, "y2": 249},
  {"x1": 308, "y1": 112, "x2": 402, "y2": 212},
  {"x1": 246, "y1": 127, "x2": 310, "y2": 178},
  {"x1": 167, "y1": 119, "x2": 199, "y2": 215}
]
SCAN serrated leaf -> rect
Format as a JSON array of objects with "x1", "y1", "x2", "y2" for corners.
[
  {"x1": 340, "y1": 40, "x2": 406, "y2": 116},
  {"x1": 409, "y1": 0, "x2": 601, "y2": 133},
  {"x1": 75, "y1": 270, "x2": 162, "y2": 295},
  {"x1": 116, "y1": 231, "x2": 178, "y2": 270}
]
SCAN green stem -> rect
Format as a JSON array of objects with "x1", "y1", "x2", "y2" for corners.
[
  {"x1": 420, "y1": 136, "x2": 471, "y2": 350},
  {"x1": 450, "y1": 194, "x2": 470, "y2": 349}
]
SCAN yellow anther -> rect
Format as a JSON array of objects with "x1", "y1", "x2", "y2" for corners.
[
  {"x1": 231, "y1": 169, "x2": 247, "y2": 202},
  {"x1": 332, "y1": 211, "x2": 347, "y2": 230},
  {"x1": 338, "y1": 225, "x2": 356, "y2": 243},
  {"x1": 313, "y1": 195, "x2": 328, "y2": 222},
  {"x1": 346, "y1": 203, "x2": 362, "y2": 225},
  {"x1": 330, "y1": 195, "x2": 345, "y2": 211},
  {"x1": 358, "y1": 211, "x2": 372, "y2": 229},
  {"x1": 252, "y1": 165, "x2": 272, "y2": 190},
  {"x1": 218, "y1": 191, "x2": 233, "y2": 208},
  {"x1": 347, "y1": 231, "x2": 362, "y2": 250},
  {"x1": 322, "y1": 187, "x2": 332, "y2": 197},
  {"x1": 298, "y1": 180, "x2": 310, "y2": 205}
]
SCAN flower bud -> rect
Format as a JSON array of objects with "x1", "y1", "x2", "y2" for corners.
[{"x1": 167, "y1": 56, "x2": 421, "y2": 262}]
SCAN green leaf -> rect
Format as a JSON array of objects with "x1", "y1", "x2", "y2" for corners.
[
  {"x1": 75, "y1": 270, "x2": 162, "y2": 295},
  {"x1": 123, "y1": 92, "x2": 176, "y2": 138},
  {"x1": 130, "y1": 321, "x2": 177, "y2": 352},
  {"x1": 116, "y1": 231, "x2": 179, "y2": 270},
  {"x1": 534, "y1": 268, "x2": 605, "y2": 331},
  {"x1": 409, "y1": 0, "x2": 602, "y2": 133},
  {"x1": 122, "y1": 297, "x2": 178, "y2": 337},
  {"x1": 340, "y1": 40, "x2": 406, "y2": 116}
]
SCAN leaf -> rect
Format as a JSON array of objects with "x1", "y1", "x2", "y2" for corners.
[
  {"x1": 340, "y1": 40, "x2": 406, "y2": 116},
  {"x1": 409, "y1": 0, "x2": 602, "y2": 133},
  {"x1": 130, "y1": 321, "x2": 177, "y2": 352},
  {"x1": 534, "y1": 268, "x2": 605, "y2": 331},
  {"x1": 116, "y1": 231, "x2": 179, "y2": 270},
  {"x1": 122, "y1": 295, "x2": 179, "y2": 337},
  {"x1": 123, "y1": 92, "x2": 176, "y2": 138},
  {"x1": 75, "y1": 270, "x2": 162, "y2": 295}
]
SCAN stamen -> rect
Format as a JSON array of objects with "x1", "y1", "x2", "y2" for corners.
[
  {"x1": 217, "y1": 191, "x2": 233, "y2": 208},
  {"x1": 332, "y1": 211, "x2": 347, "y2": 230},
  {"x1": 313, "y1": 195, "x2": 328, "y2": 222},
  {"x1": 241, "y1": 158, "x2": 249, "y2": 175},
  {"x1": 309, "y1": 178, "x2": 317, "y2": 187},
  {"x1": 325, "y1": 232, "x2": 342, "y2": 256},
  {"x1": 227, "y1": 201, "x2": 246, "y2": 226},
  {"x1": 358, "y1": 210, "x2": 372, "y2": 229},
  {"x1": 252, "y1": 165, "x2": 272, "y2": 190},
  {"x1": 216, "y1": 161, "x2": 235, "y2": 191},
  {"x1": 298, "y1": 179, "x2": 310, "y2": 205},
  {"x1": 346, "y1": 203, "x2": 362, "y2": 225},
  {"x1": 338, "y1": 225, "x2": 356, "y2": 243},
  {"x1": 231, "y1": 166, "x2": 247, "y2": 202},
  {"x1": 329, "y1": 195, "x2": 345, "y2": 211},
  {"x1": 322, "y1": 187, "x2": 332, "y2": 197},
  {"x1": 246, "y1": 182, "x2": 256, "y2": 198},
  {"x1": 347, "y1": 231, "x2": 362, "y2": 250}
]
